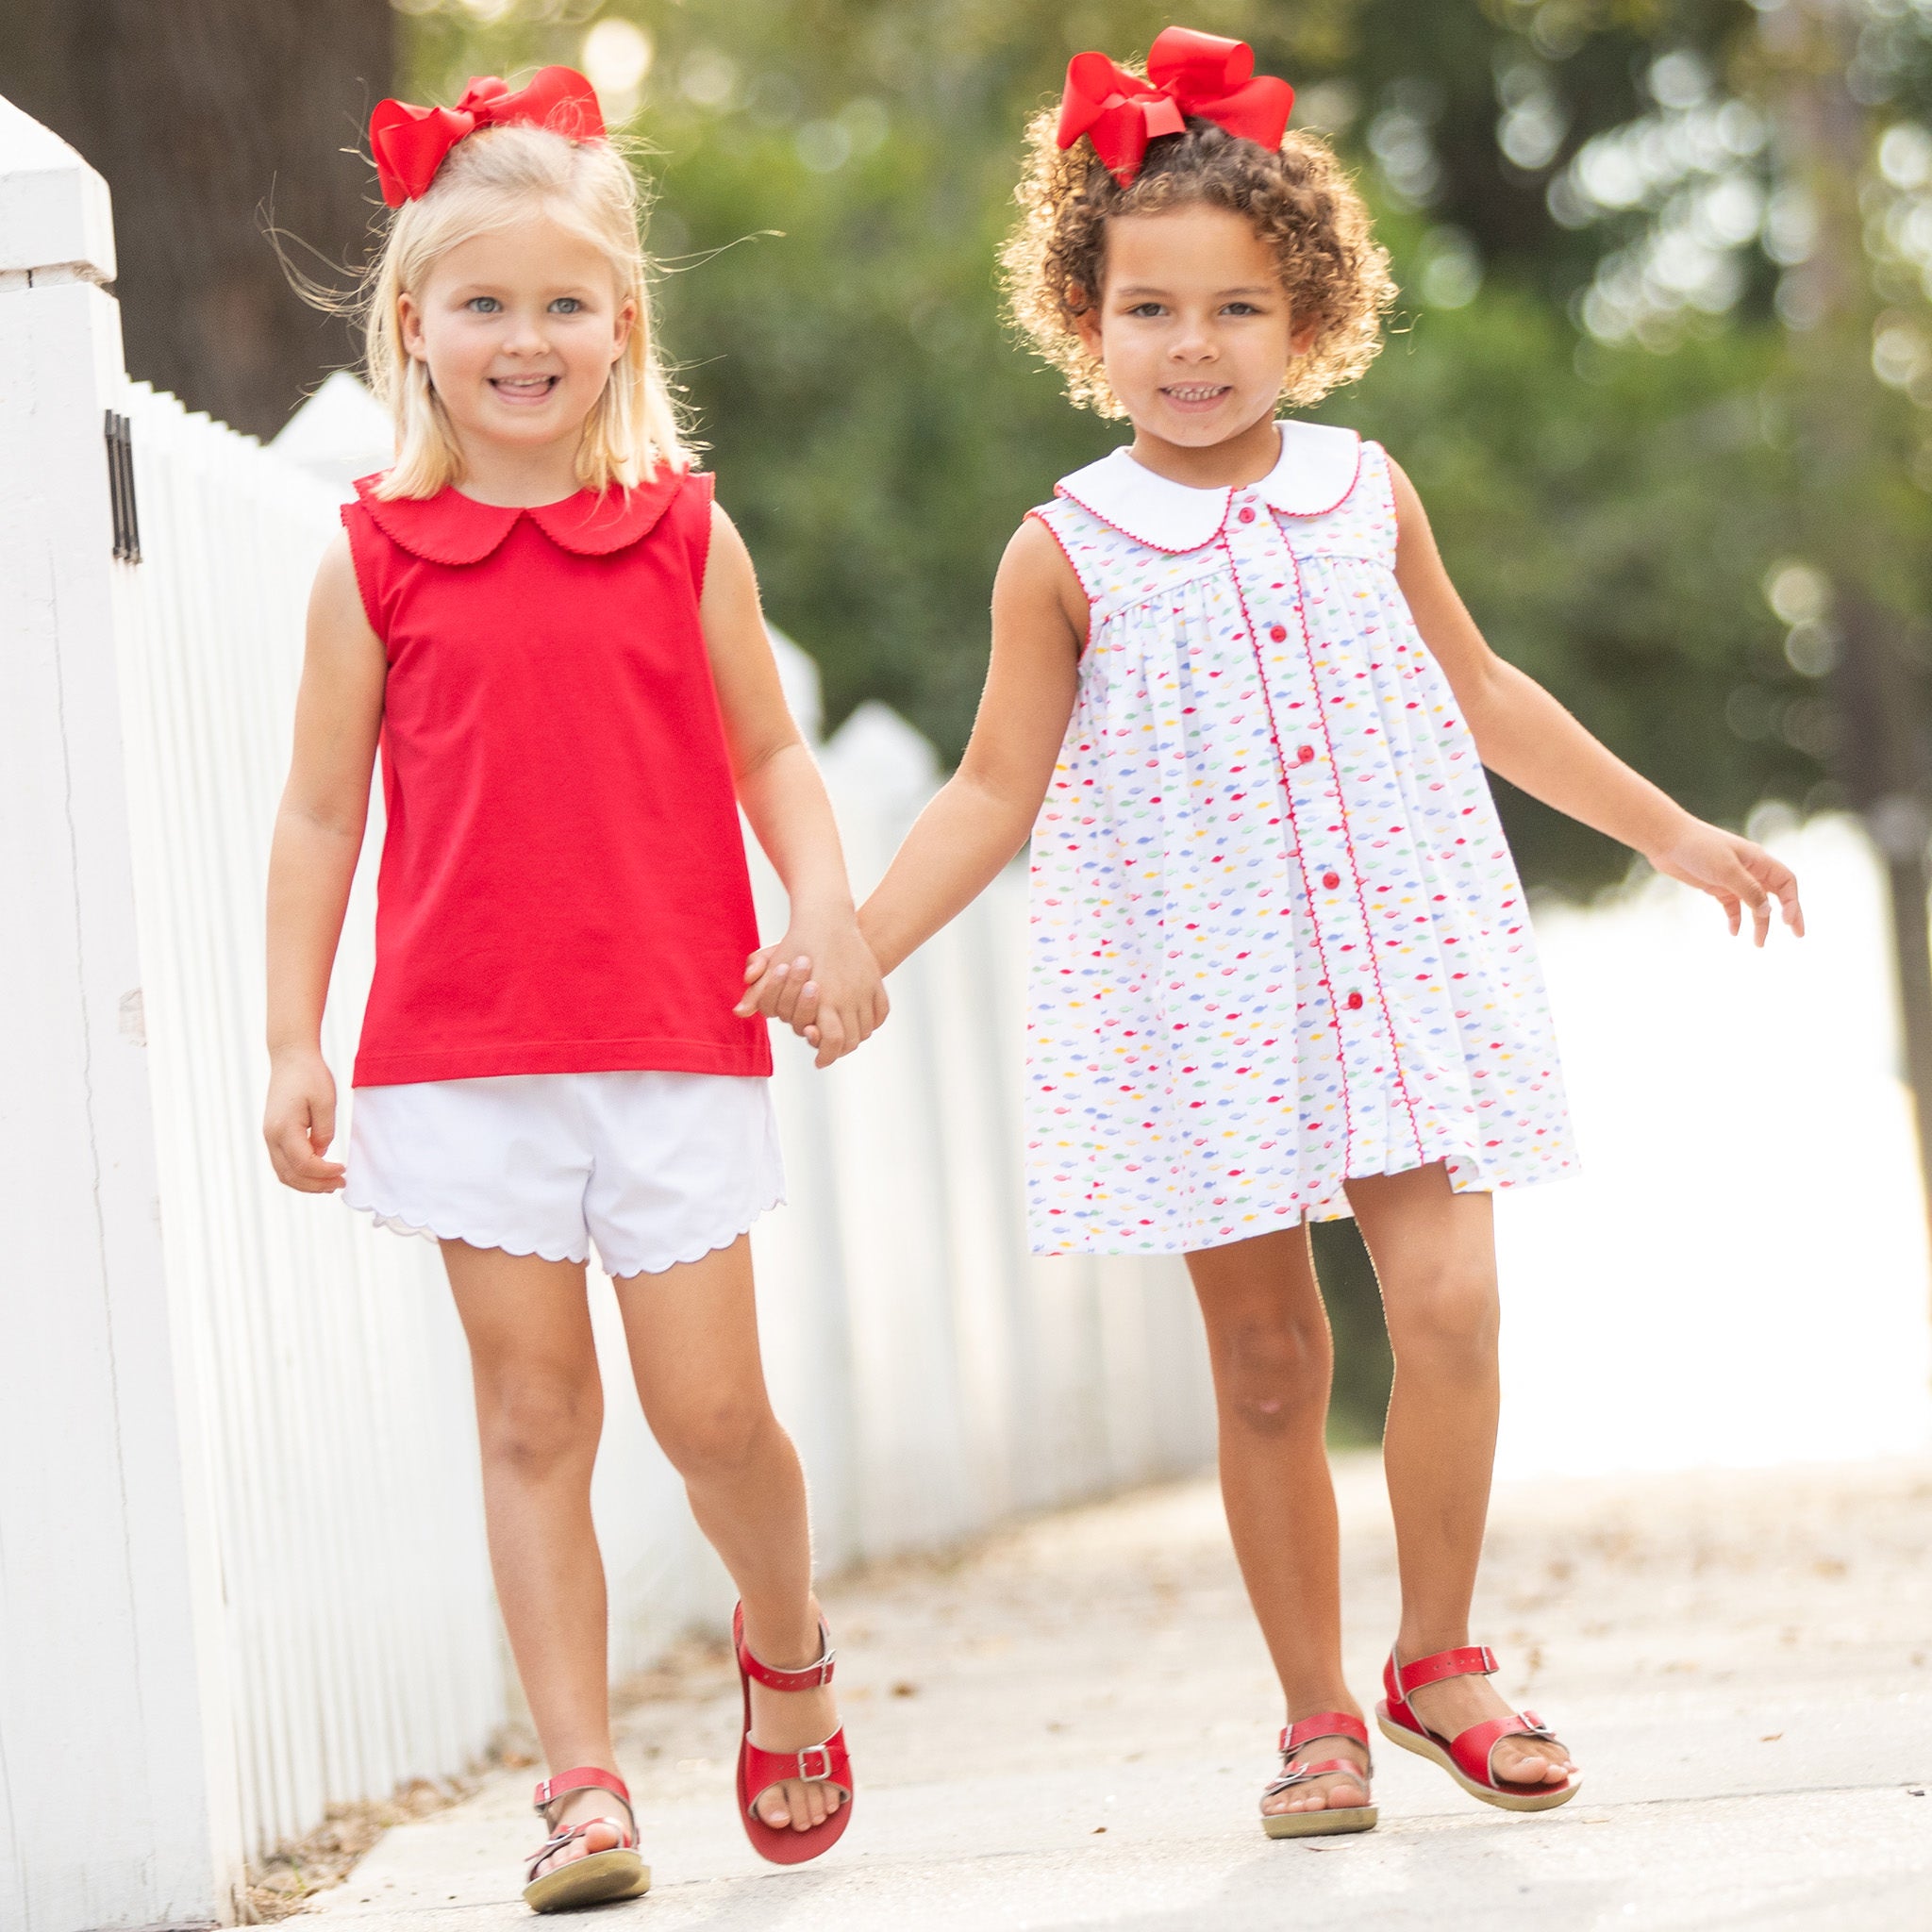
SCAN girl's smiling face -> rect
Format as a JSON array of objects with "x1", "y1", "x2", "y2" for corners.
[
  {"x1": 1075, "y1": 203, "x2": 1317, "y2": 455},
  {"x1": 399, "y1": 210, "x2": 633, "y2": 484}
]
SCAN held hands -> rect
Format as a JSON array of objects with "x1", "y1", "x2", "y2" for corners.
[
  {"x1": 736, "y1": 908, "x2": 890, "y2": 1068},
  {"x1": 263, "y1": 1047, "x2": 348, "y2": 1192},
  {"x1": 1647, "y1": 816, "x2": 1805, "y2": 945}
]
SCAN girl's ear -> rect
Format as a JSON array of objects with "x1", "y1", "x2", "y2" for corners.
[
  {"x1": 1073, "y1": 291, "x2": 1104, "y2": 362},
  {"x1": 611, "y1": 293, "x2": 637, "y2": 362},
  {"x1": 1290, "y1": 316, "x2": 1321, "y2": 357},
  {"x1": 397, "y1": 292, "x2": 428, "y2": 362}
]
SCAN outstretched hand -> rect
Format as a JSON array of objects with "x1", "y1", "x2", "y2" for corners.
[
  {"x1": 737, "y1": 913, "x2": 890, "y2": 1068},
  {"x1": 1647, "y1": 819, "x2": 1805, "y2": 945}
]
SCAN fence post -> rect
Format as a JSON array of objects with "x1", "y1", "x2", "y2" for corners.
[{"x1": 0, "y1": 95, "x2": 243, "y2": 1928}]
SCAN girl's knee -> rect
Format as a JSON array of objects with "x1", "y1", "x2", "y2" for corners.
[
  {"x1": 654, "y1": 1390, "x2": 775, "y2": 1479},
  {"x1": 1210, "y1": 1311, "x2": 1331, "y2": 1439},
  {"x1": 477, "y1": 1372, "x2": 602, "y2": 1479},
  {"x1": 1385, "y1": 1264, "x2": 1499, "y2": 1364}
]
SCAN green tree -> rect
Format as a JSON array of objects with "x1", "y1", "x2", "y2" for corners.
[{"x1": 1, "y1": 0, "x2": 393, "y2": 437}]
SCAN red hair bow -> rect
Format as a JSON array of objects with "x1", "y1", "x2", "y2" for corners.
[
  {"x1": 369, "y1": 66, "x2": 606, "y2": 208},
  {"x1": 1057, "y1": 25, "x2": 1294, "y2": 187}
]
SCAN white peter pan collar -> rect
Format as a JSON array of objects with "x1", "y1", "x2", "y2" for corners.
[{"x1": 1054, "y1": 419, "x2": 1362, "y2": 554}]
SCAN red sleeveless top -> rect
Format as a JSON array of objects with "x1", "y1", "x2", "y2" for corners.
[{"x1": 341, "y1": 467, "x2": 772, "y2": 1087}]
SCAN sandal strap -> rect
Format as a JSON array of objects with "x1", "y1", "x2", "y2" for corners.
[
  {"x1": 1283, "y1": 1710, "x2": 1371, "y2": 1757},
  {"x1": 533, "y1": 1765, "x2": 633, "y2": 1813},
  {"x1": 1451, "y1": 1710, "x2": 1560, "y2": 1790},
  {"x1": 1386, "y1": 1643, "x2": 1498, "y2": 1702},
  {"x1": 741, "y1": 1727, "x2": 853, "y2": 1817},
  {"x1": 733, "y1": 1602, "x2": 836, "y2": 1691},
  {"x1": 1268, "y1": 1711, "x2": 1372, "y2": 1798},
  {"x1": 1264, "y1": 1756, "x2": 1370, "y2": 1797},
  {"x1": 533, "y1": 1764, "x2": 635, "y2": 1824}
]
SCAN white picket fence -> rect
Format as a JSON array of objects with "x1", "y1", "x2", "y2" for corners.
[
  {"x1": 110, "y1": 382, "x2": 508, "y2": 1869},
  {"x1": 0, "y1": 99, "x2": 1211, "y2": 1929}
]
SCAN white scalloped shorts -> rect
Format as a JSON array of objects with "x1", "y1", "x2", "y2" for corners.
[{"x1": 343, "y1": 1070, "x2": 785, "y2": 1278}]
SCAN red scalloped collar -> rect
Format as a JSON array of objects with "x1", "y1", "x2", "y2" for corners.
[{"x1": 352, "y1": 465, "x2": 690, "y2": 565}]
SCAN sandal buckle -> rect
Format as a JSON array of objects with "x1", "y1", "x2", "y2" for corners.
[{"x1": 797, "y1": 1743, "x2": 834, "y2": 1781}]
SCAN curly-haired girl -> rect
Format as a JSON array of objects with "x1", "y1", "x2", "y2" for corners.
[{"x1": 748, "y1": 25, "x2": 1803, "y2": 1837}]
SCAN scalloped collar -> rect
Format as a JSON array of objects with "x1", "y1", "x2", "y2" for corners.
[
  {"x1": 352, "y1": 464, "x2": 691, "y2": 566},
  {"x1": 1054, "y1": 420, "x2": 1362, "y2": 554}
]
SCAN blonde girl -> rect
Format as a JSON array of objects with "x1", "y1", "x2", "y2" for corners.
[
  {"x1": 263, "y1": 70, "x2": 881, "y2": 1908},
  {"x1": 746, "y1": 27, "x2": 1801, "y2": 1836}
]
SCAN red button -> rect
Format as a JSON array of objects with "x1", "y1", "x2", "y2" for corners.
[
  {"x1": 1269, "y1": 624, "x2": 1288, "y2": 642},
  {"x1": 1345, "y1": 991, "x2": 1364, "y2": 1010},
  {"x1": 1238, "y1": 506, "x2": 1257, "y2": 523},
  {"x1": 1296, "y1": 745, "x2": 1315, "y2": 764},
  {"x1": 1323, "y1": 871, "x2": 1341, "y2": 889}
]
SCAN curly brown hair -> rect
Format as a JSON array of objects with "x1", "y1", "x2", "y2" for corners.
[{"x1": 1002, "y1": 98, "x2": 1396, "y2": 417}]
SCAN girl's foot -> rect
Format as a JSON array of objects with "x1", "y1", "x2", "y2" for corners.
[
  {"x1": 1404, "y1": 1672, "x2": 1574, "y2": 1789},
  {"x1": 1377, "y1": 1645, "x2": 1579, "y2": 1811},
  {"x1": 734, "y1": 1600, "x2": 855, "y2": 1863},
  {"x1": 744, "y1": 1635, "x2": 844, "y2": 1832},
  {"x1": 1260, "y1": 1710, "x2": 1378, "y2": 1839},
  {"x1": 530, "y1": 1787, "x2": 630, "y2": 1873},
  {"x1": 523, "y1": 1767, "x2": 649, "y2": 1912}
]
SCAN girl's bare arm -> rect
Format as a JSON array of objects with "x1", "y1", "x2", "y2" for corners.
[
  {"x1": 856, "y1": 518, "x2": 1085, "y2": 975},
  {"x1": 1388, "y1": 457, "x2": 1803, "y2": 943},
  {"x1": 262, "y1": 534, "x2": 386, "y2": 1191},
  {"x1": 701, "y1": 504, "x2": 887, "y2": 1067}
]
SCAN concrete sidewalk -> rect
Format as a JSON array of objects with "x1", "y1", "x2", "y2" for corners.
[{"x1": 303, "y1": 1457, "x2": 1931, "y2": 1930}]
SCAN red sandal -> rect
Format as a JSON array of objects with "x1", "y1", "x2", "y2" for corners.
[
  {"x1": 523, "y1": 1766, "x2": 650, "y2": 1913},
  {"x1": 1375, "y1": 1645, "x2": 1579, "y2": 1812},
  {"x1": 733, "y1": 1602, "x2": 855, "y2": 1865},
  {"x1": 1261, "y1": 1710, "x2": 1378, "y2": 1839}
]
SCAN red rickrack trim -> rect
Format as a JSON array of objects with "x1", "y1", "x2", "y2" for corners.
[
  {"x1": 1219, "y1": 530, "x2": 1355, "y2": 1165},
  {"x1": 1269, "y1": 429, "x2": 1364, "y2": 521},
  {"x1": 1024, "y1": 508, "x2": 1095, "y2": 653},
  {"x1": 1053, "y1": 480, "x2": 1230, "y2": 556},
  {"x1": 1280, "y1": 539, "x2": 1426, "y2": 1166}
]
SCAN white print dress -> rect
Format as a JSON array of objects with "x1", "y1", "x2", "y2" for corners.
[{"x1": 1024, "y1": 420, "x2": 1577, "y2": 1256}]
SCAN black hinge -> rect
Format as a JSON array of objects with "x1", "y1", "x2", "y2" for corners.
[{"x1": 105, "y1": 410, "x2": 141, "y2": 563}]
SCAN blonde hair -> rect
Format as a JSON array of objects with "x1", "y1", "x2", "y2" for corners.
[
  {"x1": 363, "y1": 122, "x2": 686, "y2": 499},
  {"x1": 1003, "y1": 103, "x2": 1395, "y2": 417}
]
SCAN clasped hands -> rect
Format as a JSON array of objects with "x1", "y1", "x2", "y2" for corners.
[{"x1": 735, "y1": 911, "x2": 890, "y2": 1069}]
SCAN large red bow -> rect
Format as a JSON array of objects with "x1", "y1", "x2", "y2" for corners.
[
  {"x1": 370, "y1": 67, "x2": 606, "y2": 208},
  {"x1": 1057, "y1": 25, "x2": 1294, "y2": 186}
]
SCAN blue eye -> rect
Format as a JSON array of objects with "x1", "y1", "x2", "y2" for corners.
[
  {"x1": 466, "y1": 295, "x2": 501, "y2": 313},
  {"x1": 550, "y1": 296, "x2": 584, "y2": 314}
]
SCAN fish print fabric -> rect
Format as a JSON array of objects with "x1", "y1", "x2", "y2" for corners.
[{"x1": 1024, "y1": 420, "x2": 1576, "y2": 1256}]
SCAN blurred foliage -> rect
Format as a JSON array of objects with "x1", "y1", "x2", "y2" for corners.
[
  {"x1": 1312, "y1": 1218, "x2": 1394, "y2": 1449},
  {"x1": 1332, "y1": 287, "x2": 1815, "y2": 890}
]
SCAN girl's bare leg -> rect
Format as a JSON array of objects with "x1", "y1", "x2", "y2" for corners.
[
  {"x1": 1345, "y1": 1161, "x2": 1574, "y2": 1787},
  {"x1": 614, "y1": 1235, "x2": 841, "y2": 1835},
  {"x1": 442, "y1": 1242, "x2": 627, "y2": 1875},
  {"x1": 1187, "y1": 1226, "x2": 1369, "y2": 1816}
]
